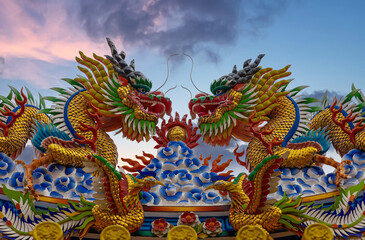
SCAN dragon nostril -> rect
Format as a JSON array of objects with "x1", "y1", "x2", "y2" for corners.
[
  {"x1": 153, "y1": 91, "x2": 164, "y2": 96},
  {"x1": 195, "y1": 93, "x2": 207, "y2": 98}
]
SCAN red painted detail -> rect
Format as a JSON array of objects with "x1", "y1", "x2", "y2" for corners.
[
  {"x1": 249, "y1": 111, "x2": 283, "y2": 155},
  {"x1": 152, "y1": 112, "x2": 200, "y2": 149},
  {"x1": 330, "y1": 98, "x2": 365, "y2": 145},
  {"x1": 0, "y1": 88, "x2": 27, "y2": 137},
  {"x1": 74, "y1": 104, "x2": 101, "y2": 152},
  {"x1": 118, "y1": 76, "x2": 128, "y2": 86}
]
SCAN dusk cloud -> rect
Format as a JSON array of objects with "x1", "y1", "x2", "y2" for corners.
[
  {"x1": 0, "y1": 1, "x2": 110, "y2": 62},
  {"x1": 0, "y1": 0, "x2": 288, "y2": 85},
  {"x1": 77, "y1": 0, "x2": 289, "y2": 61}
]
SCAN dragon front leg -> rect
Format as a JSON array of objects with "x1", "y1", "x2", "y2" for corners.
[
  {"x1": 16, "y1": 155, "x2": 53, "y2": 199},
  {"x1": 16, "y1": 143, "x2": 95, "y2": 199},
  {"x1": 276, "y1": 147, "x2": 351, "y2": 187},
  {"x1": 313, "y1": 154, "x2": 352, "y2": 186}
]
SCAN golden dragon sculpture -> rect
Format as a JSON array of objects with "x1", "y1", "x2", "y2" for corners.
[
  {"x1": 0, "y1": 38, "x2": 172, "y2": 237},
  {"x1": 207, "y1": 152, "x2": 365, "y2": 239},
  {"x1": 0, "y1": 154, "x2": 165, "y2": 238},
  {"x1": 188, "y1": 55, "x2": 365, "y2": 185},
  {"x1": 206, "y1": 153, "x2": 304, "y2": 240},
  {"x1": 0, "y1": 38, "x2": 172, "y2": 197},
  {"x1": 78, "y1": 155, "x2": 165, "y2": 236}
]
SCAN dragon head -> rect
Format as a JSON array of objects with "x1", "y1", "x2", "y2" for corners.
[
  {"x1": 75, "y1": 38, "x2": 172, "y2": 142},
  {"x1": 189, "y1": 55, "x2": 292, "y2": 146},
  {"x1": 205, "y1": 180, "x2": 230, "y2": 191},
  {"x1": 134, "y1": 175, "x2": 166, "y2": 192},
  {"x1": 205, "y1": 175, "x2": 234, "y2": 192}
]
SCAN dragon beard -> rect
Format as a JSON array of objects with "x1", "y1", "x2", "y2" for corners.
[
  {"x1": 99, "y1": 84, "x2": 172, "y2": 142},
  {"x1": 189, "y1": 88, "x2": 256, "y2": 146},
  {"x1": 189, "y1": 66, "x2": 292, "y2": 146}
]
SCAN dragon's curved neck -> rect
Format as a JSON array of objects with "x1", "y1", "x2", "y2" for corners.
[
  {"x1": 124, "y1": 185, "x2": 144, "y2": 211},
  {"x1": 63, "y1": 92, "x2": 118, "y2": 166},
  {"x1": 310, "y1": 107, "x2": 358, "y2": 156},
  {"x1": 226, "y1": 184, "x2": 282, "y2": 232},
  {"x1": 0, "y1": 106, "x2": 51, "y2": 158},
  {"x1": 227, "y1": 184, "x2": 250, "y2": 213},
  {"x1": 246, "y1": 96, "x2": 296, "y2": 169}
]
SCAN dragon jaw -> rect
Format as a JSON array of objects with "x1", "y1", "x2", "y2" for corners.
[
  {"x1": 189, "y1": 65, "x2": 292, "y2": 146},
  {"x1": 189, "y1": 84, "x2": 257, "y2": 146},
  {"x1": 75, "y1": 52, "x2": 172, "y2": 142},
  {"x1": 113, "y1": 83, "x2": 172, "y2": 141}
]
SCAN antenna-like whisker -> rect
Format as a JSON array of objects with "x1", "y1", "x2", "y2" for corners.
[
  {"x1": 152, "y1": 53, "x2": 180, "y2": 93},
  {"x1": 164, "y1": 85, "x2": 177, "y2": 95},
  {"x1": 183, "y1": 52, "x2": 209, "y2": 95},
  {"x1": 181, "y1": 85, "x2": 193, "y2": 100}
]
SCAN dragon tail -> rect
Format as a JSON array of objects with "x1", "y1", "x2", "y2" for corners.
[
  {"x1": 273, "y1": 193, "x2": 306, "y2": 232},
  {"x1": 0, "y1": 185, "x2": 94, "y2": 239},
  {"x1": 64, "y1": 195, "x2": 96, "y2": 238},
  {"x1": 298, "y1": 179, "x2": 365, "y2": 238}
]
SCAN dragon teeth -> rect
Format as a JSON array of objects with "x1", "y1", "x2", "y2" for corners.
[
  {"x1": 125, "y1": 114, "x2": 131, "y2": 123},
  {"x1": 233, "y1": 111, "x2": 246, "y2": 119},
  {"x1": 138, "y1": 121, "x2": 142, "y2": 133},
  {"x1": 219, "y1": 123, "x2": 224, "y2": 133},
  {"x1": 128, "y1": 118, "x2": 133, "y2": 128},
  {"x1": 143, "y1": 122, "x2": 147, "y2": 133},
  {"x1": 208, "y1": 125, "x2": 213, "y2": 137},
  {"x1": 231, "y1": 117, "x2": 237, "y2": 127},
  {"x1": 227, "y1": 116, "x2": 231, "y2": 127}
]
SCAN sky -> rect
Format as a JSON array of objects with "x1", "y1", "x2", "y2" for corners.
[{"x1": 1, "y1": 0, "x2": 364, "y2": 174}]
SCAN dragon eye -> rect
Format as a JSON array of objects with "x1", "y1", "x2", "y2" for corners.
[
  {"x1": 212, "y1": 86, "x2": 230, "y2": 96},
  {"x1": 133, "y1": 84, "x2": 150, "y2": 94},
  {"x1": 214, "y1": 181, "x2": 224, "y2": 186},
  {"x1": 214, "y1": 89, "x2": 226, "y2": 96},
  {"x1": 146, "y1": 177, "x2": 155, "y2": 182},
  {"x1": 137, "y1": 88, "x2": 146, "y2": 93}
]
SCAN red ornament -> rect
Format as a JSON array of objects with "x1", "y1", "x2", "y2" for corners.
[
  {"x1": 152, "y1": 113, "x2": 200, "y2": 149},
  {"x1": 152, "y1": 218, "x2": 168, "y2": 232},
  {"x1": 204, "y1": 217, "x2": 220, "y2": 232},
  {"x1": 180, "y1": 211, "x2": 197, "y2": 224}
]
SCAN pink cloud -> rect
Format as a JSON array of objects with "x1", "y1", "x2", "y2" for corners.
[
  {"x1": 0, "y1": 1, "x2": 122, "y2": 62},
  {"x1": 0, "y1": 1, "x2": 126, "y2": 87}
]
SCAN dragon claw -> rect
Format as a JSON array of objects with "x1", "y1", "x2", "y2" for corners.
[
  {"x1": 313, "y1": 154, "x2": 353, "y2": 187},
  {"x1": 23, "y1": 184, "x2": 39, "y2": 200},
  {"x1": 335, "y1": 160, "x2": 352, "y2": 186},
  {"x1": 15, "y1": 157, "x2": 52, "y2": 201}
]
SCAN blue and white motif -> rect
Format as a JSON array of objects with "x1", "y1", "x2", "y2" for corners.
[
  {"x1": 138, "y1": 141, "x2": 229, "y2": 206},
  {"x1": 0, "y1": 153, "x2": 94, "y2": 200},
  {"x1": 271, "y1": 149, "x2": 365, "y2": 199}
]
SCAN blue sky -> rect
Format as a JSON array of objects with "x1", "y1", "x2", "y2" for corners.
[{"x1": 0, "y1": 0, "x2": 364, "y2": 172}]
